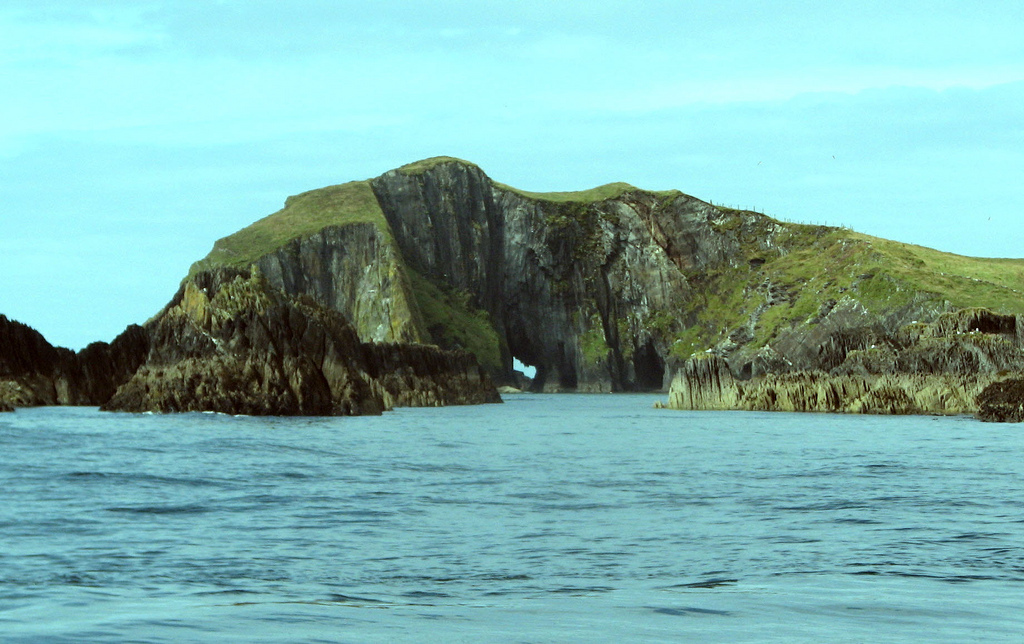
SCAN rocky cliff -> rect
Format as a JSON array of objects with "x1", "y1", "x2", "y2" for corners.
[
  {"x1": 102, "y1": 267, "x2": 500, "y2": 415},
  {"x1": 191, "y1": 156, "x2": 1024, "y2": 394},
  {"x1": 0, "y1": 314, "x2": 148, "y2": 409},
  {"x1": 976, "y1": 378, "x2": 1024, "y2": 422},
  {"x1": 1, "y1": 268, "x2": 499, "y2": 415}
]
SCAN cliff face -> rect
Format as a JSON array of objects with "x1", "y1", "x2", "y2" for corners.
[
  {"x1": 366, "y1": 159, "x2": 1000, "y2": 392},
  {"x1": 8, "y1": 156, "x2": 1024, "y2": 414},
  {"x1": 369, "y1": 163, "x2": 692, "y2": 392},
  {"x1": 102, "y1": 268, "x2": 499, "y2": 415},
  {"x1": 254, "y1": 223, "x2": 425, "y2": 345},
  {"x1": 1, "y1": 266, "x2": 498, "y2": 415}
]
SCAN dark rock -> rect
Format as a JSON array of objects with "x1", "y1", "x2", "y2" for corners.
[
  {"x1": 370, "y1": 162, "x2": 700, "y2": 391},
  {"x1": 0, "y1": 313, "x2": 150, "y2": 409},
  {"x1": 67, "y1": 325, "x2": 150, "y2": 405},
  {"x1": 255, "y1": 223, "x2": 426, "y2": 344},
  {"x1": 0, "y1": 314, "x2": 71, "y2": 406},
  {"x1": 102, "y1": 267, "x2": 499, "y2": 415},
  {"x1": 976, "y1": 379, "x2": 1024, "y2": 422}
]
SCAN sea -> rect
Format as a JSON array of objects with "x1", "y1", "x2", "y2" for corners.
[{"x1": 2, "y1": 394, "x2": 1024, "y2": 643}]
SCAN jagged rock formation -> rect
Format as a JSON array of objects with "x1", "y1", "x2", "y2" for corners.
[
  {"x1": 976, "y1": 379, "x2": 1024, "y2": 422},
  {"x1": 1, "y1": 267, "x2": 499, "y2": 415},
  {"x1": 662, "y1": 356, "x2": 988, "y2": 415},
  {"x1": 191, "y1": 156, "x2": 1024, "y2": 394},
  {"x1": 663, "y1": 309, "x2": 1024, "y2": 417},
  {"x1": 0, "y1": 314, "x2": 148, "y2": 409},
  {"x1": 101, "y1": 267, "x2": 499, "y2": 415}
]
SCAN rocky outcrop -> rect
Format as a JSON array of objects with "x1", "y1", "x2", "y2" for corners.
[
  {"x1": 0, "y1": 314, "x2": 72, "y2": 407},
  {"x1": 101, "y1": 268, "x2": 499, "y2": 415},
  {"x1": 663, "y1": 354, "x2": 741, "y2": 411},
  {"x1": 2, "y1": 264, "x2": 499, "y2": 415},
  {"x1": 664, "y1": 309, "x2": 1024, "y2": 417},
  {"x1": 73, "y1": 326, "x2": 151, "y2": 404},
  {"x1": 976, "y1": 379, "x2": 1024, "y2": 422},
  {"x1": 362, "y1": 341, "x2": 498, "y2": 409},
  {"x1": 15, "y1": 156, "x2": 1023, "y2": 415},
  {"x1": 0, "y1": 314, "x2": 148, "y2": 409},
  {"x1": 663, "y1": 355, "x2": 986, "y2": 415}
]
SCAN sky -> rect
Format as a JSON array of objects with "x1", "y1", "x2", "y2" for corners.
[{"x1": 2, "y1": 0, "x2": 1023, "y2": 350}]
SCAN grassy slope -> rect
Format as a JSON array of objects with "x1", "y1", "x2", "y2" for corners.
[
  {"x1": 189, "y1": 180, "x2": 390, "y2": 275},
  {"x1": 406, "y1": 269, "x2": 503, "y2": 372},
  {"x1": 762, "y1": 228, "x2": 1024, "y2": 317},
  {"x1": 670, "y1": 216, "x2": 1024, "y2": 358},
  {"x1": 496, "y1": 181, "x2": 639, "y2": 203},
  {"x1": 188, "y1": 169, "x2": 502, "y2": 365},
  {"x1": 396, "y1": 156, "x2": 481, "y2": 176},
  {"x1": 496, "y1": 181, "x2": 682, "y2": 204}
]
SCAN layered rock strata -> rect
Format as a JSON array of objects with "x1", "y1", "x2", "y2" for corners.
[
  {"x1": 1, "y1": 269, "x2": 499, "y2": 415},
  {"x1": 9, "y1": 157, "x2": 1024, "y2": 416},
  {"x1": 663, "y1": 309, "x2": 1024, "y2": 417}
]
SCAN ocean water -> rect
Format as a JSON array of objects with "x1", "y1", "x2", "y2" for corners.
[{"x1": 2, "y1": 395, "x2": 1024, "y2": 643}]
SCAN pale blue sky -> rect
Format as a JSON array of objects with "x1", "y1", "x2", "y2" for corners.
[{"x1": 2, "y1": 1, "x2": 1022, "y2": 349}]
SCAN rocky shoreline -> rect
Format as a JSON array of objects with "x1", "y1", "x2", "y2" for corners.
[
  {"x1": 1, "y1": 268, "x2": 500, "y2": 416},
  {"x1": 660, "y1": 308, "x2": 1024, "y2": 421}
]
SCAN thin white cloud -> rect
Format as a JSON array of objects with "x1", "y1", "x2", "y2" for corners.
[
  {"x1": 0, "y1": 6, "x2": 164, "y2": 63},
  {"x1": 546, "y1": 66, "x2": 1024, "y2": 113}
]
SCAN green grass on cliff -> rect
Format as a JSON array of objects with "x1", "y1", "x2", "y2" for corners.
[
  {"x1": 396, "y1": 156, "x2": 481, "y2": 176},
  {"x1": 189, "y1": 180, "x2": 390, "y2": 275},
  {"x1": 497, "y1": 181, "x2": 684, "y2": 204},
  {"x1": 849, "y1": 234, "x2": 1024, "y2": 313},
  {"x1": 664, "y1": 210, "x2": 1024, "y2": 360},
  {"x1": 498, "y1": 182, "x2": 639, "y2": 204},
  {"x1": 398, "y1": 155, "x2": 684, "y2": 205},
  {"x1": 406, "y1": 269, "x2": 503, "y2": 373},
  {"x1": 182, "y1": 157, "x2": 1024, "y2": 372},
  {"x1": 760, "y1": 229, "x2": 1024, "y2": 317},
  {"x1": 398, "y1": 158, "x2": 640, "y2": 204}
]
